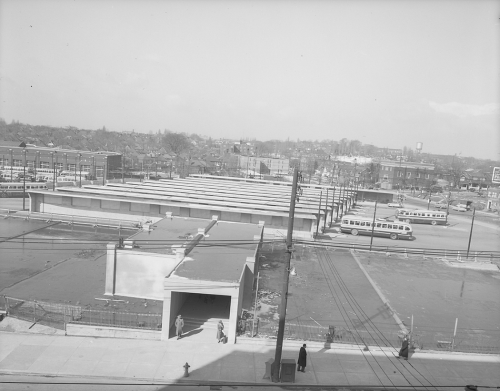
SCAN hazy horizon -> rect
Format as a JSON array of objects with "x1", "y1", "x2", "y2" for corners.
[{"x1": 1, "y1": 0, "x2": 498, "y2": 160}]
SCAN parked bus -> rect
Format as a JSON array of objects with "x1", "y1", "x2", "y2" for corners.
[
  {"x1": 395, "y1": 208, "x2": 447, "y2": 226},
  {"x1": 340, "y1": 216, "x2": 413, "y2": 240},
  {"x1": 0, "y1": 182, "x2": 48, "y2": 197}
]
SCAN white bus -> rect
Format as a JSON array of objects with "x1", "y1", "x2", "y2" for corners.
[
  {"x1": 395, "y1": 208, "x2": 447, "y2": 226},
  {"x1": 340, "y1": 216, "x2": 413, "y2": 240},
  {"x1": 0, "y1": 182, "x2": 48, "y2": 197}
]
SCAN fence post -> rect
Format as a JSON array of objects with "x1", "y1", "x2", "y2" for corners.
[
  {"x1": 474, "y1": 252, "x2": 477, "y2": 262},
  {"x1": 457, "y1": 251, "x2": 461, "y2": 261},
  {"x1": 33, "y1": 301, "x2": 36, "y2": 323},
  {"x1": 451, "y1": 318, "x2": 458, "y2": 351},
  {"x1": 404, "y1": 248, "x2": 408, "y2": 258}
]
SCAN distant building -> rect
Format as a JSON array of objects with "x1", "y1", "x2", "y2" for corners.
[
  {"x1": 237, "y1": 156, "x2": 289, "y2": 176},
  {"x1": 378, "y1": 160, "x2": 435, "y2": 190},
  {"x1": 0, "y1": 143, "x2": 121, "y2": 178}
]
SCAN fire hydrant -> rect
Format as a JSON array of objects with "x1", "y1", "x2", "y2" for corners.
[{"x1": 183, "y1": 362, "x2": 190, "y2": 377}]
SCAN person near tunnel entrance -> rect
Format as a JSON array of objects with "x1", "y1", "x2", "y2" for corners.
[
  {"x1": 217, "y1": 320, "x2": 225, "y2": 343},
  {"x1": 175, "y1": 315, "x2": 184, "y2": 340}
]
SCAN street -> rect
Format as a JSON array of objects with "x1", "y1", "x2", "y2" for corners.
[{"x1": 329, "y1": 201, "x2": 500, "y2": 255}]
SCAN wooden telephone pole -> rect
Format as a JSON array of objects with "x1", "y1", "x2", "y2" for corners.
[{"x1": 272, "y1": 168, "x2": 300, "y2": 382}]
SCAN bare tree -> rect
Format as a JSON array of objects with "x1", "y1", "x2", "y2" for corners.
[{"x1": 162, "y1": 132, "x2": 191, "y2": 176}]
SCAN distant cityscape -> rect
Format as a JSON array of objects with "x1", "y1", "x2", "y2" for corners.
[{"x1": 1, "y1": 120, "x2": 498, "y2": 194}]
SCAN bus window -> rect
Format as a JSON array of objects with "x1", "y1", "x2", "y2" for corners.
[
  {"x1": 354, "y1": 221, "x2": 360, "y2": 226},
  {"x1": 399, "y1": 225, "x2": 404, "y2": 230},
  {"x1": 382, "y1": 224, "x2": 387, "y2": 228},
  {"x1": 360, "y1": 222, "x2": 366, "y2": 226},
  {"x1": 376, "y1": 223, "x2": 381, "y2": 228},
  {"x1": 405, "y1": 226, "x2": 411, "y2": 231},
  {"x1": 342, "y1": 219, "x2": 349, "y2": 224}
]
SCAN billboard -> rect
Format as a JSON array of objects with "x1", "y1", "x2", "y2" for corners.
[{"x1": 493, "y1": 167, "x2": 500, "y2": 184}]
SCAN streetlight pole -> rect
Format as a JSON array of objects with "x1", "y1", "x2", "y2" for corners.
[
  {"x1": 466, "y1": 208, "x2": 476, "y2": 259},
  {"x1": 273, "y1": 168, "x2": 299, "y2": 383}
]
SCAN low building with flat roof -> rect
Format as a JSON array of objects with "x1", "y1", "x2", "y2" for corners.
[
  {"x1": 26, "y1": 176, "x2": 359, "y2": 238},
  {"x1": 104, "y1": 215, "x2": 263, "y2": 343}
]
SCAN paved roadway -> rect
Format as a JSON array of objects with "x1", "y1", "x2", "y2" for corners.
[{"x1": 327, "y1": 201, "x2": 500, "y2": 255}]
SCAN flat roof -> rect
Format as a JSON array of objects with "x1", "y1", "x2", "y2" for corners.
[
  {"x1": 174, "y1": 220, "x2": 260, "y2": 283},
  {"x1": 129, "y1": 217, "x2": 212, "y2": 251},
  {"x1": 129, "y1": 217, "x2": 260, "y2": 283}
]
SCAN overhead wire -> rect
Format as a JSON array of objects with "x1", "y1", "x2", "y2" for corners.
[
  {"x1": 317, "y1": 248, "x2": 430, "y2": 390},
  {"x1": 320, "y1": 247, "x2": 439, "y2": 390},
  {"x1": 313, "y1": 247, "x2": 396, "y2": 389}
]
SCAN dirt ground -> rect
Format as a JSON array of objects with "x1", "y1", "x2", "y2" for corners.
[
  {"x1": 250, "y1": 242, "x2": 402, "y2": 345},
  {"x1": 250, "y1": 242, "x2": 500, "y2": 351}
]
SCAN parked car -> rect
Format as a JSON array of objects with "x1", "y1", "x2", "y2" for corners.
[
  {"x1": 434, "y1": 203, "x2": 448, "y2": 210},
  {"x1": 451, "y1": 205, "x2": 467, "y2": 212},
  {"x1": 388, "y1": 202, "x2": 403, "y2": 208}
]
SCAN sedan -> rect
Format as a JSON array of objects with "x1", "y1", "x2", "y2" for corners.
[
  {"x1": 434, "y1": 203, "x2": 448, "y2": 210},
  {"x1": 388, "y1": 203, "x2": 403, "y2": 208},
  {"x1": 451, "y1": 205, "x2": 467, "y2": 212}
]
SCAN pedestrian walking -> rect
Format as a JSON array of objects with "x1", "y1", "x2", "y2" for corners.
[
  {"x1": 297, "y1": 344, "x2": 307, "y2": 372},
  {"x1": 175, "y1": 315, "x2": 184, "y2": 340},
  {"x1": 217, "y1": 320, "x2": 224, "y2": 342},
  {"x1": 398, "y1": 335, "x2": 409, "y2": 360}
]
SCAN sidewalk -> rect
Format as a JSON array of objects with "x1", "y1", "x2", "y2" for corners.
[{"x1": 1, "y1": 326, "x2": 498, "y2": 389}]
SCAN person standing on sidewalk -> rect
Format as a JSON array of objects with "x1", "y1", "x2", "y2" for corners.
[
  {"x1": 297, "y1": 344, "x2": 307, "y2": 372},
  {"x1": 175, "y1": 315, "x2": 184, "y2": 340},
  {"x1": 398, "y1": 335, "x2": 409, "y2": 360},
  {"x1": 217, "y1": 320, "x2": 224, "y2": 342}
]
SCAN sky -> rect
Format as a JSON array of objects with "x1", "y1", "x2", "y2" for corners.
[{"x1": 0, "y1": 0, "x2": 499, "y2": 160}]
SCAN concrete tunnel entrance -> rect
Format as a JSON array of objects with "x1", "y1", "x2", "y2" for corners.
[{"x1": 169, "y1": 292, "x2": 231, "y2": 340}]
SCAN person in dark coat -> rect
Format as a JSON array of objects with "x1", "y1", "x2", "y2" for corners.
[
  {"x1": 175, "y1": 315, "x2": 184, "y2": 340},
  {"x1": 398, "y1": 335, "x2": 409, "y2": 360},
  {"x1": 297, "y1": 344, "x2": 307, "y2": 372}
]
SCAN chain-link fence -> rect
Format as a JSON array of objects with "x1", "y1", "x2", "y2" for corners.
[
  {"x1": 4, "y1": 296, "x2": 162, "y2": 331},
  {"x1": 250, "y1": 318, "x2": 500, "y2": 354},
  {"x1": 71, "y1": 308, "x2": 162, "y2": 330},
  {"x1": 4, "y1": 296, "x2": 82, "y2": 330}
]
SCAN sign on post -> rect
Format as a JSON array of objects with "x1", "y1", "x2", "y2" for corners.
[{"x1": 492, "y1": 167, "x2": 500, "y2": 184}]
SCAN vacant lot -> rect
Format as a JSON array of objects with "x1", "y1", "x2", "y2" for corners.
[{"x1": 252, "y1": 243, "x2": 500, "y2": 352}]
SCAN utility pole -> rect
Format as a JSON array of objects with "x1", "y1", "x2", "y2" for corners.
[
  {"x1": 466, "y1": 208, "x2": 476, "y2": 259},
  {"x1": 272, "y1": 168, "x2": 299, "y2": 383},
  {"x1": 22, "y1": 148, "x2": 27, "y2": 210},
  {"x1": 369, "y1": 201, "x2": 378, "y2": 251},
  {"x1": 315, "y1": 190, "x2": 323, "y2": 238},
  {"x1": 446, "y1": 190, "x2": 451, "y2": 223},
  {"x1": 324, "y1": 188, "x2": 329, "y2": 232}
]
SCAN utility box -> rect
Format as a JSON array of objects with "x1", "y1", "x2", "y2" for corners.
[
  {"x1": 280, "y1": 358, "x2": 296, "y2": 383},
  {"x1": 263, "y1": 358, "x2": 274, "y2": 379}
]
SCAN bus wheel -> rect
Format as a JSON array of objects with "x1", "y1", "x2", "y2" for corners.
[
  {"x1": 351, "y1": 229, "x2": 359, "y2": 236},
  {"x1": 405, "y1": 219, "x2": 411, "y2": 224},
  {"x1": 431, "y1": 220, "x2": 437, "y2": 226},
  {"x1": 390, "y1": 233, "x2": 398, "y2": 240}
]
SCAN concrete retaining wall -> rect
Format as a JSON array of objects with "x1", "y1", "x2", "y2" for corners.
[{"x1": 66, "y1": 323, "x2": 161, "y2": 340}]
